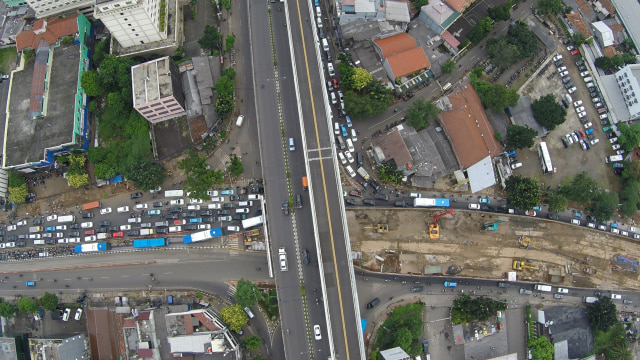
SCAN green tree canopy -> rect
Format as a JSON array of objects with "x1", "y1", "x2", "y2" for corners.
[
  {"x1": 81, "y1": 70, "x2": 101, "y2": 97},
  {"x1": 17, "y1": 297, "x2": 38, "y2": 313},
  {"x1": 178, "y1": 151, "x2": 224, "y2": 199},
  {"x1": 125, "y1": 160, "x2": 165, "y2": 191},
  {"x1": 488, "y1": 1, "x2": 512, "y2": 21},
  {"x1": 243, "y1": 335, "x2": 261, "y2": 350},
  {"x1": 507, "y1": 20, "x2": 539, "y2": 58},
  {"x1": 38, "y1": 293, "x2": 58, "y2": 311},
  {"x1": 228, "y1": 154, "x2": 244, "y2": 177},
  {"x1": 8, "y1": 183, "x2": 28, "y2": 205},
  {"x1": 546, "y1": 191, "x2": 568, "y2": 213},
  {"x1": 571, "y1": 33, "x2": 586, "y2": 46},
  {"x1": 587, "y1": 296, "x2": 618, "y2": 332},
  {"x1": 617, "y1": 122, "x2": 640, "y2": 151},
  {"x1": 225, "y1": 35, "x2": 235, "y2": 53},
  {"x1": 198, "y1": 25, "x2": 222, "y2": 53},
  {"x1": 537, "y1": 0, "x2": 563, "y2": 14},
  {"x1": 468, "y1": 25, "x2": 487, "y2": 43},
  {"x1": 594, "y1": 323, "x2": 632, "y2": 360},
  {"x1": 378, "y1": 163, "x2": 404, "y2": 185},
  {"x1": 529, "y1": 336, "x2": 554, "y2": 360},
  {"x1": 451, "y1": 294, "x2": 508, "y2": 324},
  {"x1": 506, "y1": 125, "x2": 537, "y2": 149},
  {"x1": 441, "y1": 60, "x2": 455, "y2": 74},
  {"x1": 560, "y1": 172, "x2": 599, "y2": 204},
  {"x1": 219, "y1": 304, "x2": 249, "y2": 332},
  {"x1": 619, "y1": 179, "x2": 639, "y2": 217},
  {"x1": 406, "y1": 99, "x2": 440, "y2": 131},
  {"x1": 374, "y1": 303, "x2": 424, "y2": 356},
  {"x1": 505, "y1": 176, "x2": 540, "y2": 210},
  {"x1": 589, "y1": 191, "x2": 619, "y2": 223},
  {"x1": 235, "y1": 279, "x2": 259, "y2": 308},
  {"x1": 531, "y1": 94, "x2": 567, "y2": 130},
  {"x1": 343, "y1": 80, "x2": 393, "y2": 120},
  {"x1": 0, "y1": 301, "x2": 16, "y2": 318},
  {"x1": 486, "y1": 36, "x2": 520, "y2": 69},
  {"x1": 478, "y1": 17, "x2": 494, "y2": 32},
  {"x1": 94, "y1": 162, "x2": 117, "y2": 180},
  {"x1": 352, "y1": 67, "x2": 373, "y2": 89},
  {"x1": 470, "y1": 77, "x2": 520, "y2": 111}
]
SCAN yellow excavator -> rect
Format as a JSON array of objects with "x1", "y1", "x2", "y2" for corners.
[
  {"x1": 512, "y1": 259, "x2": 537, "y2": 271},
  {"x1": 518, "y1": 235, "x2": 533, "y2": 249},
  {"x1": 365, "y1": 224, "x2": 388, "y2": 233},
  {"x1": 429, "y1": 209, "x2": 454, "y2": 239}
]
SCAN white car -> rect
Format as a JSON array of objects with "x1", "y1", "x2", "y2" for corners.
[
  {"x1": 575, "y1": 106, "x2": 585, "y2": 113},
  {"x1": 573, "y1": 100, "x2": 583, "y2": 107},
  {"x1": 351, "y1": 128, "x2": 357, "y2": 142},
  {"x1": 345, "y1": 165, "x2": 356, "y2": 177},
  {"x1": 84, "y1": 235, "x2": 96, "y2": 242},
  {"x1": 46, "y1": 215, "x2": 57, "y2": 222},
  {"x1": 6, "y1": 225, "x2": 16, "y2": 231},
  {"x1": 120, "y1": 224, "x2": 131, "y2": 231},
  {"x1": 80, "y1": 222, "x2": 93, "y2": 229},
  {"x1": 55, "y1": 225, "x2": 67, "y2": 230},
  {"x1": 316, "y1": 16, "x2": 322, "y2": 28},
  {"x1": 189, "y1": 198, "x2": 203, "y2": 204},
  {"x1": 197, "y1": 224, "x2": 211, "y2": 230},
  {"x1": 617, "y1": 149, "x2": 626, "y2": 155},
  {"x1": 611, "y1": 294, "x2": 622, "y2": 300},
  {"x1": 334, "y1": 122, "x2": 340, "y2": 135},
  {"x1": 338, "y1": 152, "x2": 347, "y2": 165},
  {"x1": 57, "y1": 238, "x2": 68, "y2": 244},
  {"x1": 100, "y1": 208, "x2": 112, "y2": 215},
  {"x1": 116, "y1": 206, "x2": 129, "y2": 213},
  {"x1": 609, "y1": 137, "x2": 618, "y2": 143},
  {"x1": 169, "y1": 199, "x2": 184, "y2": 205},
  {"x1": 314, "y1": 324, "x2": 322, "y2": 340},
  {"x1": 187, "y1": 205, "x2": 200, "y2": 210},
  {"x1": 207, "y1": 190, "x2": 219, "y2": 197},
  {"x1": 208, "y1": 203, "x2": 222, "y2": 209},
  {"x1": 74, "y1": 308, "x2": 83, "y2": 321},
  {"x1": 210, "y1": 197, "x2": 225, "y2": 203},
  {"x1": 557, "y1": 288, "x2": 569, "y2": 294},
  {"x1": 345, "y1": 151, "x2": 355, "y2": 163},
  {"x1": 577, "y1": 111, "x2": 587, "y2": 118},
  {"x1": 583, "y1": 122, "x2": 592, "y2": 128},
  {"x1": 553, "y1": 55, "x2": 563, "y2": 61},
  {"x1": 62, "y1": 308, "x2": 71, "y2": 321},
  {"x1": 600, "y1": 113, "x2": 608, "y2": 119},
  {"x1": 330, "y1": 92, "x2": 337, "y2": 104},
  {"x1": 54, "y1": 232, "x2": 64, "y2": 238},
  {"x1": 590, "y1": 139, "x2": 600, "y2": 145},
  {"x1": 5, "y1": 242, "x2": 14, "y2": 248},
  {"x1": 511, "y1": 162, "x2": 523, "y2": 170},
  {"x1": 68, "y1": 238, "x2": 81, "y2": 243},
  {"x1": 559, "y1": 71, "x2": 569, "y2": 77},
  {"x1": 580, "y1": 71, "x2": 590, "y2": 77},
  {"x1": 612, "y1": 144, "x2": 621, "y2": 150},
  {"x1": 135, "y1": 203, "x2": 148, "y2": 209},
  {"x1": 567, "y1": 45, "x2": 575, "y2": 51},
  {"x1": 557, "y1": 66, "x2": 567, "y2": 72},
  {"x1": 568, "y1": 87, "x2": 577, "y2": 94},
  {"x1": 346, "y1": 138, "x2": 355, "y2": 152}
]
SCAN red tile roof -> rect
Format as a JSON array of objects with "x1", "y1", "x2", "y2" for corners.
[
  {"x1": 598, "y1": 0, "x2": 616, "y2": 14},
  {"x1": 136, "y1": 311, "x2": 151, "y2": 321},
  {"x1": 137, "y1": 349, "x2": 154, "y2": 358},
  {"x1": 444, "y1": 0, "x2": 473, "y2": 12},
  {"x1": 374, "y1": 33, "x2": 417, "y2": 58},
  {"x1": 566, "y1": 13, "x2": 592, "y2": 38},
  {"x1": 16, "y1": 14, "x2": 79, "y2": 52},
  {"x1": 439, "y1": 82, "x2": 501, "y2": 168},
  {"x1": 123, "y1": 319, "x2": 137, "y2": 328},
  {"x1": 386, "y1": 47, "x2": 431, "y2": 78},
  {"x1": 441, "y1": 30, "x2": 460, "y2": 48},
  {"x1": 609, "y1": 23, "x2": 624, "y2": 34},
  {"x1": 184, "y1": 314, "x2": 194, "y2": 335},
  {"x1": 194, "y1": 312, "x2": 222, "y2": 332},
  {"x1": 574, "y1": 0, "x2": 593, "y2": 15}
]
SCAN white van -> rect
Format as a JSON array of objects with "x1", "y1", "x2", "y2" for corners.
[
  {"x1": 120, "y1": 224, "x2": 131, "y2": 231},
  {"x1": 227, "y1": 226, "x2": 240, "y2": 232},
  {"x1": 169, "y1": 199, "x2": 184, "y2": 205},
  {"x1": 236, "y1": 208, "x2": 250, "y2": 214},
  {"x1": 33, "y1": 239, "x2": 45, "y2": 245},
  {"x1": 289, "y1": 138, "x2": 295, "y2": 151},
  {"x1": 244, "y1": 307, "x2": 255, "y2": 319},
  {"x1": 80, "y1": 222, "x2": 93, "y2": 228},
  {"x1": 127, "y1": 217, "x2": 142, "y2": 223},
  {"x1": 238, "y1": 201, "x2": 253, "y2": 207},
  {"x1": 322, "y1": 38, "x2": 329, "y2": 52},
  {"x1": 169, "y1": 226, "x2": 182, "y2": 233},
  {"x1": 236, "y1": 115, "x2": 245, "y2": 127},
  {"x1": 248, "y1": 194, "x2": 261, "y2": 200},
  {"x1": 208, "y1": 203, "x2": 222, "y2": 209},
  {"x1": 410, "y1": 193, "x2": 422, "y2": 198}
]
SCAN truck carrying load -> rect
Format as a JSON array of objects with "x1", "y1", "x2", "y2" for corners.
[
  {"x1": 356, "y1": 167, "x2": 370, "y2": 181},
  {"x1": 164, "y1": 190, "x2": 184, "y2": 197},
  {"x1": 302, "y1": 176, "x2": 308, "y2": 190},
  {"x1": 139, "y1": 229, "x2": 156, "y2": 236},
  {"x1": 583, "y1": 296, "x2": 598, "y2": 303},
  {"x1": 29, "y1": 226, "x2": 42, "y2": 233},
  {"x1": 534, "y1": 284, "x2": 552, "y2": 292},
  {"x1": 74, "y1": 242, "x2": 110, "y2": 253},
  {"x1": 97, "y1": 233, "x2": 111, "y2": 240},
  {"x1": 182, "y1": 227, "x2": 222, "y2": 244},
  {"x1": 413, "y1": 198, "x2": 450, "y2": 207},
  {"x1": 133, "y1": 238, "x2": 168, "y2": 248},
  {"x1": 242, "y1": 215, "x2": 264, "y2": 229},
  {"x1": 278, "y1": 247, "x2": 288, "y2": 271}
]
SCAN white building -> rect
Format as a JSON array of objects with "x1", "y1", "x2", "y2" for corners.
[
  {"x1": 592, "y1": 21, "x2": 615, "y2": 47},
  {"x1": 599, "y1": 64, "x2": 640, "y2": 123},
  {"x1": 93, "y1": 0, "x2": 166, "y2": 48},
  {"x1": 25, "y1": 0, "x2": 94, "y2": 19}
]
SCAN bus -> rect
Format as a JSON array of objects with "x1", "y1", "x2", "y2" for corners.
[
  {"x1": 164, "y1": 190, "x2": 184, "y2": 197},
  {"x1": 82, "y1": 201, "x2": 101, "y2": 211},
  {"x1": 538, "y1": 142, "x2": 554, "y2": 174},
  {"x1": 58, "y1": 215, "x2": 76, "y2": 223},
  {"x1": 133, "y1": 238, "x2": 168, "y2": 248}
]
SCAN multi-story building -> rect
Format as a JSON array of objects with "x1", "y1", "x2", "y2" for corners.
[
  {"x1": 131, "y1": 56, "x2": 185, "y2": 123},
  {"x1": 93, "y1": 0, "x2": 165, "y2": 49},
  {"x1": 22, "y1": 0, "x2": 94, "y2": 20}
]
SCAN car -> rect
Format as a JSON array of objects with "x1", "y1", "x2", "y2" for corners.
[
  {"x1": 112, "y1": 231, "x2": 124, "y2": 238},
  {"x1": 302, "y1": 248, "x2": 310, "y2": 265},
  {"x1": 525, "y1": 210, "x2": 536, "y2": 216},
  {"x1": 617, "y1": 149, "x2": 626, "y2": 155},
  {"x1": 601, "y1": 119, "x2": 610, "y2": 126},
  {"x1": 578, "y1": 65, "x2": 587, "y2": 71},
  {"x1": 174, "y1": 219, "x2": 187, "y2": 225},
  {"x1": 559, "y1": 71, "x2": 569, "y2": 77},
  {"x1": 583, "y1": 122, "x2": 592, "y2": 129},
  {"x1": 135, "y1": 203, "x2": 148, "y2": 209},
  {"x1": 153, "y1": 201, "x2": 164, "y2": 207},
  {"x1": 74, "y1": 308, "x2": 83, "y2": 321},
  {"x1": 571, "y1": 49, "x2": 579, "y2": 55},
  {"x1": 346, "y1": 138, "x2": 355, "y2": 152},
  {"x1": 80, "y1": 222, "x2": 93, "y2": 228},
  {"x1": 577, "y1": 111, "x2": 587, "y2": 118},
  {"x1": 553, "y1": 55, "x2": 563, "y2": 62},
  {"x1": 610, "y1": 137, "x2": 618, "y2": 143},
  {"x1": 120, "y1": 224, "x2": 131, "y2": 231},
  {"x1": 345, "y1": 151, "x2": 354, "y2": 163},
  {"x1": 555, "y1": 60, "x2": 564, "y2": 67},
  {"x1": 585, "y1": 128, "x2": 594, "y2": 135},
  {"x1": 25, "y1": 281, "x2": 36, "y2": 287},
  {"x1": 611, "y1": 294, "x2": 622, "y2": 300},
  {"x1": 100, "y1": 208, "x2": 112, "y2": 215},
  {"x1": 580, "y1": 139, "x2": 589, "y2": 150},
  {"x1": 561, "y1": 99, "x2": 569, "y2": 108},
  {"x1": 332, "y1": 78, "x2": 339, "y2": 89},
  {"x1": 557, "y1": 288, "x2": 569, "y2": 293},
  {"x1": 340, "y1": 124, "x2": 348, "y2": 137},
  {"x1": 562, "y1": 76, "x2": 571, "y2": 84},
  {"x1": 607, "y1": 132, "x2": 617, "y2": 139},
  {"x1": 338, "y1": 152, "x2": 347, "y2": 164},
  {"x1": 567, "y1": 45, "x2": 574, "y2": 51},
  {"x1": 314, "y1": 324, "x2": 322, "y2": 340},
  {"x1": 479, "y1": 198, "x2": 490, "y2": 204},
  {"x1": 117, "y1": 206, "x2": 129, "y2": 213},
  {"x1": 62, "y1": 308, "x2": 71, "y2": 321},
  {"x1": 603, "y1": 126, "x2": 612, "y2": 132},
  {"x1": 573, "y1": 100, "x2": 583, "y2": 107},
  {"x1": 575, "y1": 106, "x2": 585, "y2": 113},
  {"x1": 84, "y1": 230, "x2": 95, "y2": 235},
  {"x1": 576, "y1": 60, "x2": 584, "y2": 66},
  {"x1": 564, "y1": 81, "x2": 574, "y2": 89},
  {"x1": 148, "y1": 209, "x2": 161, "y2": 216},
  {"x1": 84, "y1": 235, "x2": 96, "y2": 242},
  {"x1": 568, "y1": 87, "x2": 577, "y2": 94},
  {"x1": 282, "y1": 202, "x2": 289, "y2": 216},
  {"x1": 46, "y1": 215, "x2": 57, "y2": 222},
  {"x1": 334, "y1": 122, "x2": 340, "y2": 135},
  {"x1": 130, "y1": 192, "x2": 142, "y2": 199},
  {"x1": 169, "y1": 199, "x2": 184, "y2": 205},
  {"x1": 580, "y1": 71, "x2": 590, "y2": 77}
]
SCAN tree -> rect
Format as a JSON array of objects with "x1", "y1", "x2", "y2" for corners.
[
  {"x1": 412, "y1": 0, "x2": 428, "y2": 7},
  {"x1": 505, "y1": 176, "x2": 540, "y2": 210},
  {"x1": 488, "y1": 1, "x2": 512, "y2": 21},
  {"x1": 537, "y1": 0, "x2": 562, "y2": 14},
  {"x1": 478, "y1": 17, "x2": 494, "y2": 33},
  {"x1": 507, "y1": 20, "x2": 539, "y2": 58},
  {"x1": 235, "y1": 279, "x2": 259, "y2": 308},
  {"x1": 546, "y1": 191, "x2": 568, "y2": 213},
  {"x1": 486, "y1": 36, "x2": 520, "y2": 69},
  {"x1": 594, "y1": 323, "x2": 633, "y2": 360},
  {"x1": 529, "y1": 336, "x2": 554, "y2": 360},
  {"x1": 219, "y1": 304, "x2": 248, "y2": 332},
  {"x1": 225, "y1": 35, "x2": 235, "y2": 53},
  {"x1": 81, "y1": 70, "x2": 101, "y2": 97},
  {"x1": 406, "y1": 99, "x2": 439, "y2": 131},
  {"x1": 571, "y1": 33, "x2": 586, "y2": 46},
  {"x1": 94, "y1": 162, "x2": 117, "y2": 180},
  {"x1": 351, "y1": 67, "x2": 372, "y2": 89},
  {"x1": 560, "y1": 172, "x2": 599, "y2": 204},
  {"x1": 470, "y1": 77, "x2": 519, "y2": 111},
  {"x1": 343, "y1": 80, "x2": 393, "y2": 120},
  {"x1": 590, "y1": 191, "x2": 619, "y2": 223},
  {"x1": 587, "y1": 296, "x2": 618, "y2": 332},
  {"x1": 8, "y1": 170, "x2": 26, "y2": 187},
  {"x1": 623, "y1": 52, "x2": 637, "y2": 65},
  {"x1": 619, "y1": 180, "x2": 639, "y2": 217},
  {"x1": 39, "y1": 293, "x2": 58, "y2": 311},
  {"x1": 506, "y1": 125, "x2": 537, "y2": 149},
  {"x1": 378, "y1": 163, "x2": 404, "y2": 185},
  {"x1": 0, "y1": 301, "x2": 16, "y2": 318},
  {"x1": 458, "y1": 39, "x2": 471, "y2": 50},
  {"x1": 595, "y1": 56, "x2": 612, "y2": 70},
  {"x1": 617, "y1": 122, "x2": 640, "y2": 151},
  {"x1": 441, "y1": 60, "x2": 455, "y2": 74},
  {"x1": 374, "y1": 303, "x2": 425, "y2": 356},
  {"x1": 468, "y1": 25, "x2": 486, "y2": 43},
  {"x1": 228, "y1": 154, "x2": 244, "y2": 177},
  {"x1": 125, "y1": 160, "x2": 165, "y2": 191},
  {"x1": 17, "y1": 297, "x2": 38, "y2": 313},
  {"x1": 179, "y1": 151, "x2": 223, "y2": 199},
  {"x1": 198, "y1": 25, "x2": 222, "y2": 53},
  {"x1": 392, "y1": 327, "x2": 414, "y2": 351},
  {"x1": 8, "y1": 183, "x2": 28, "y2": 204},
  {"x1": 67, "y1": 173, "x2": 89, "y2": 188},
  {"x1": 531, "y1": 94, "x2": 567, "y2": 130},
  {"x1": 243, "y1": 335, "x2": 261, "y2": 350}
]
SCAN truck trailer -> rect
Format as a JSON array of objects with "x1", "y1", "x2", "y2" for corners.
[
  {"x1": 534, "y1": 284, "x2": 553, "y2": 292},
  {"x1": 356, "y1": 167, "x2": 370, "y2": 181},
  {"x1": 583, "y1": 296, "x2": 598, "y2": 303},
  {"x1": 413, "y1": 198, "x2": 450, "y2": 207}
]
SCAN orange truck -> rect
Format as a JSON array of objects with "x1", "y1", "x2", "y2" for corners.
[
  {"x1": 82, "y1": 201, "x2": 101, "y2": 211},
  {"x1": 302, "y1": 176, "x2": 308, "y2": 190}
]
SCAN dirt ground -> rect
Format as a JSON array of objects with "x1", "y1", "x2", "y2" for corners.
[{"x1": 348, "y1": 209, "x2": 640, "y2": 290}]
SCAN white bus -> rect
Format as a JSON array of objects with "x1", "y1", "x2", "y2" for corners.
[
  {"x1": 164, "y1": 190, "x2": 184, "y2": 197},
  {"x1": 57, "y1": 215, "x2": 76, "y2": 223},
  {"x1": 537, "y1": 142, "x2": 554, "y2": 174}
]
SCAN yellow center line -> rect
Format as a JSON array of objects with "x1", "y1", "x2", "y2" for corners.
[{"x1": 293, "y1": 1, "x2": 351, "y2": 359}]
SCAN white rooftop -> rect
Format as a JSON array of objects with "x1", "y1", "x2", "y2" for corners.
[
  {"x1": 385, "y1": 0, "x2": 410, "y2": 22},
  {"x1": 592, "y1": 21, "x2": 614, "y2": 47}
]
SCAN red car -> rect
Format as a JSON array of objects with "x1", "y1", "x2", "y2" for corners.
[
  {"x1": 571, "y1": 49, "x2": 579, "y2": 56},
  {"x1": 332, "y1": 78, "x2": 339, "y2": 89},
  {"x1": 173, "y1": 219, "x2": 186, "y2": 225},
  {"x1": 578, "y1": 130, "x2": 586, "y2": 138},
  {"x1": 112, "y1": 231, "x2": 124, "y2": 238},
  {"x1": 84, "y1": 230, "x2": 95, "y2": 235}
]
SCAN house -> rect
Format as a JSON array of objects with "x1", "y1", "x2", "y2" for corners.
[
  {"x1": 373, "y1": 33, "x2": 431, "y2": 84},
  {"x1": 131, "y1": 56, "x2": 186, "y2": 123}
]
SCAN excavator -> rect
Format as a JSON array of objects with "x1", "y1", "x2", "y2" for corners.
[
  {"x1": 512, "y1": 259, "x2": 537, "y2": 271},
  {"x1": 429, "y1": 209, "x2": 454, "y2": 239},
  {"x1": 365, "y1": 224, "x2": 388, "y2": 233},
  {"x1": 482, "y1": 220, "x2": 503, "y2": 231},
  {"x1": 518, "y1": 235, "x2": 533, "y2": 249}
]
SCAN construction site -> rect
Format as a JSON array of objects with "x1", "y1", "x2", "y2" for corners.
[{"x1": 347, "y1": 209, "x2": 640, "y2": 290}]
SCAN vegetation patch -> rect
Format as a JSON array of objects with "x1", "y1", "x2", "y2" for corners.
[
  {"x1": 451, "y1": 294, "x2": 507, "y2": 324},
  {"x1": 372, "y1": 302, "x2": 424, "y2": 358}
]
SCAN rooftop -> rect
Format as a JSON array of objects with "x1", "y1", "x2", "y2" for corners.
[
  {"x1": 602, "y1": 45, "x2": 617, "y2": 57},
  {"x1": 131, "y1": 57, "x2": 177, "y2": 107},
  {"x1": 386, "y1": 47, "x2": 431, "y2": 78},
  {"x1": 421, "y1": 2, "x2": 457, "y2": 28},
  {"x1": 444, "y1": 0, "x2": 470, "y2": 13},
  {"x1": 16, "y1": 14, "x2": 80, "y2": 51},
  {"x1": 611, "y1": 0, "x2": 640, "y2": 50},
  {"x1": 374, "y1": 33, "x2": 417, "y2": 58},
  {"x1": 5, "y1": 43, "x2": 79, "y2": 167},
  {"x1": 385, "y1": 0, "x2": 411, "y2": 23},
  {"x1": 371, "y1": 127, "x2": 413, "y2": 168},
  {"x1": 439, "y1": 82, "x2": 501, "y2": 168},
  {"x1": 592, "y1": 21, "x2": 615, "y2": 46},
  {"x1": 575, "y1": 0, "x2": 593, "y2": 15},
  {"x1": 543, "y1": 306, "x2": 594, "y2": 359},
  {"x1": 566, "y1": 12, "x2": 592, "y2": 38},
  {"x1": 87, "y1": 308, "x2": 119, "y2": 359}
]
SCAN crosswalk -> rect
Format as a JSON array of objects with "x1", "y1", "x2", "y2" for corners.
[{"x1": 226, "y1": 284, "x2": 236, "y2": 302}]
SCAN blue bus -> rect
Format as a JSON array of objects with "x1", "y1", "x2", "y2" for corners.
[{"x1": 133, "y1": 238, "x2": 168, "y2": 248}]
